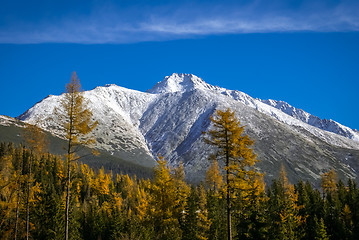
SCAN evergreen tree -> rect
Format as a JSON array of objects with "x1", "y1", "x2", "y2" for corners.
[
  {"x1": 295, "y1": 181, "x2": 324, "y2": 240},
  {"x1": 207, "y1": 188, "x2": 227, "y2": 240},
  {"x1": 182, "y1": 185, "x2": 200, "y2": 240},
  {"x1": 267, "y1": 165, "x2": 304, "y2": 240},
  {"x1": 183, "y1": 184, "x2": 211, "y2": 240},
  {"x1": 313, "y1": 216, "x2": 329, "y2": 240},
  {"x1": 347, "y1": 179, "x2": 359, "y2": 239}
]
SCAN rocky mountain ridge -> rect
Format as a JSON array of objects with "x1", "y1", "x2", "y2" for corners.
[{"x1": 8, "y1": 73, "x2": 359, "y2": 184}]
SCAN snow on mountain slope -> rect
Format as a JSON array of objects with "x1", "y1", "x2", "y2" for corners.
[
  {"x1": 149, "y1": 73, "x2": 359, "y2": 148},
  {"x1": 0, "y1": 115, "x2": 21, "y2": 127},
  {"x1": 262, "y1": 99, "x2": 359, "y2": 141},
  {"x1": 141, "y1": 83, "x2": 359, "y2": 183},
  {"x1": 148, "y1": 73, "x2": 223, "y2": 94},
  {"x1": 18, "y1": 85, "x2": 158, "y2": 168},
  {"x1": 16, "y1": 73, "x2": 359, "y2": 184}
]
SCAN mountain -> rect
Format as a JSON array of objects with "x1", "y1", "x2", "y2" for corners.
[
  {"x1": 0, "y1": 115, "x2": 155, "y2": 179},
  {"x1": 261, "y1": 99, "x2": 359, "y2": 141},
  {"x1": 10, "y1": 73, "x2": 359, "y2": 185}
]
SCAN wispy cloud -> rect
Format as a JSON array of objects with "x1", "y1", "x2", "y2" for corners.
[{"x1": 0, "y1": 0, "x2": 358, "y2": 44}]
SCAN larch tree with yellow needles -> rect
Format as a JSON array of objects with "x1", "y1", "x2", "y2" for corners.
[
  {"x1": 205, "y1": 108, "x2": 260, "y2": 240},
  {"x1": 23, "y1": 123, "x2": 47, "y2": 240},
  {"x1": 56, "y1": 72, "x2": 98, "y2": 240}
]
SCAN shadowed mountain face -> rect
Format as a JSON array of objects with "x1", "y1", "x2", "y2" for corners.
[
  {"x1": 0, "y1": 116, "x2": 155, "y2": 179},
  {"x1": 10, "y1": 73, "x2": 359, "y2": 185}
]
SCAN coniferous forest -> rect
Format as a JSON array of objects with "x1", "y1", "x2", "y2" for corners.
[
  {"x1": 1, "y1": 74, "x2": 359, "y2": 240},
  {"x1": 1, "y1": 142, "x2": 359, "y2": 240}
]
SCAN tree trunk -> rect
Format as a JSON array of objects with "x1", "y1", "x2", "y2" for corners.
[
  {"x1": 15, "y1": 188, "x2": 21, "y2": 240},
  {"x1": 65, "y1": 105, "x2": 73, "y2": 240},
  {"x1": 26, "y1": 155, "x2": 32, "y2": 240},
  {"x1": 65, "y1": 156, "x2": 71, "y2": 240},
  {"x1": 225, "y1": 131, "x2": 232, "y2": 240}
]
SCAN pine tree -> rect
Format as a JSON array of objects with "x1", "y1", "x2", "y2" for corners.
[
  {"x1": 182, "y1": 186, "x2": 200, "y2": 240},
  {"x1": 207, "y1": 189, "x2": 227, "y2": 240},
  {"x1": 294, "y1": 181, "x2": 324, "y2": 240},
  {"x1": 205, "y1": 108, "x2": 258, "y2": 240},
  {"x1": 182, "y1": 184, "x2": 210, "y2": 240},
  {"x1": 56, "y1": 72, "x2": 98, "y2": 240}
]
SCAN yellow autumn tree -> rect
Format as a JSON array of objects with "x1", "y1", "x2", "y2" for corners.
[
  {"x1": 133, "y1": 180, "x2": 151, "y2": 222},
  {"x1": 205, "y1": 159, "x2": 223, "y2": 193},
  {"x1": 173, "y1": 161, "x2": 190, "y2": 227},
  {"x1": 23, "y1": 123, "x2": 47, "y2": 240},
  {"x1": 23, "y1": 123, "x2": 47, "y2": 155},
  {"x1": 150, "y1": 156, "x2": 182, "y2": 240},
  {"x1": 92, "y1": 167, "x2": 111, "y2": 197},
  {"x1": 55, "y1": 72, "x2": 98, "y2": 240},
  {"x1": 205, "y1": 108, "x2": 260, "y2": 240},
  {"x1": 0, "y1": 154, "x2": 18, "y2": 239},
  {"x1": 321, "y1": 169, "x2": 338, "y2": 197},
  {"x1": 196, "y1": 184, "x2": 211, "y2": 240}
]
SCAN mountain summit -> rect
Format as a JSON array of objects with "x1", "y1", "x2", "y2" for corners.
[
  {"x1": 13, "y1": 73, "x2": 359, "y2": 184},
  {"x1": 148, "y1": 73, "x2": 222, "y2": 94}
]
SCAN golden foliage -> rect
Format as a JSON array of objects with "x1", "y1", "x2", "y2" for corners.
[
  {"x1": 205, "y1": 159, "x2": 223, "y2": 193},
  {"x1": 205, "y1": 108, "x2": 259, "y2": 194},
  {"x1": 56, "y1": 72, "x2": 98, "y2": 161},
  {"x1": 277, "y1": 165, "x2": 305, "y2": 238},
  {"x1": 321, "y1": 169, "x2": 338, "y2": 196},
  {"x1": 23, "y1": 123, "x2": 47, "y2": 155}
]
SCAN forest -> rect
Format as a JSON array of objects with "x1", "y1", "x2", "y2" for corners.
[
  {"x1": 1, "y1": 141, "x2": 359, "y2": 240},
  {"x1": 1, "y1": 73, "x2": 359, "y2": 240}
]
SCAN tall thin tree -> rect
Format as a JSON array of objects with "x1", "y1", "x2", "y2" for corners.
[
  {"x1": 56, "y1": 72, "x2": 98, "y2": 240},
  {"x1": 23, "y1": 123, "x2": 47, "y2": 240},
  {"x1": 205, "y1": 108, "x2": 257, "y2": 240}
]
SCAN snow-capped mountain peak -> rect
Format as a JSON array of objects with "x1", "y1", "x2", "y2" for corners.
[
  {"x1": 147, "y1": 73, "x2": 221, "y2": 94},
  {"x1": 11, "y1": 73, "x2": 359, "y2": 184}
]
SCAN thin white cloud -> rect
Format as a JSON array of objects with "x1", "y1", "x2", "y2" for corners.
[{"x1": 0, "y1": 0, "x2": 358, "y2": 44}]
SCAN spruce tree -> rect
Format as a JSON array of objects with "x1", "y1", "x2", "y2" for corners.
[
  {"x1": 267, "y1": 165, "x2": 303, "y2": 240},
  {"x1": 182, "y1": 186, "x2": 200, "y2": 240},
  {"x1": 313, "y1": 216, "x2": 329, "y2": 240}
]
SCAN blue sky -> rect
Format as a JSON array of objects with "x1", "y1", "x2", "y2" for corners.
[{"x1": 0, "y1": 0, "x2": 359, "y2": 130}]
